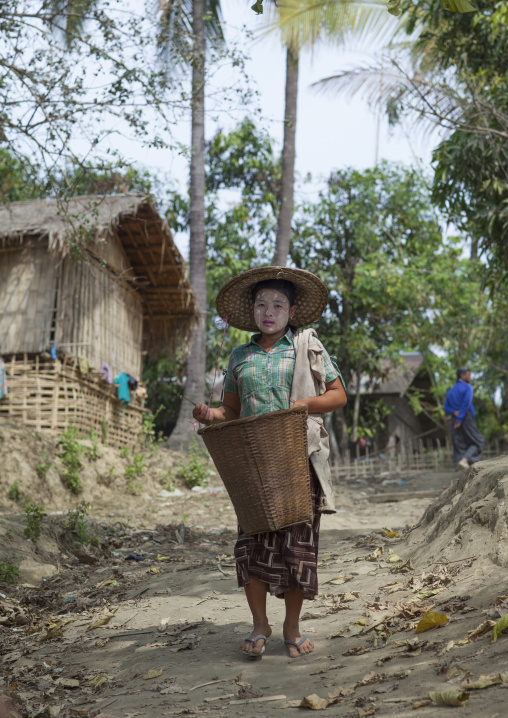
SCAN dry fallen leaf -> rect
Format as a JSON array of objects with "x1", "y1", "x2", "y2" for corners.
[
  {"x1": 428, "y1": 690, "x2": 469, "y2": 707},
  {"x1": 462, "y1": 673, "x2": 506, "y2": 690},
  {"x1": 328, "y1": 687, "x2": 355, "y2": 698},
  {"x1": 468, "y1": 620, "x2": 495, "y2": 641},
  {"x1": 88, "y1": 607, "x2": 118, "y2": 630},
  {"x1": 92, "y1": 674, "x2": 108, "y2": 688},
  {"x1": 301, "y1": 693, "x2": 330, "y2": 710},
  {"x1": 327, "y1": 626, "x2": 349, "y2": 639},
  {"x1": 380, "y1": 528, "x2": 398, "y2": 538},
  {"x1": 342, "y1": 593, "x2": 359, "y2": 602},
  {"x1": 408, "y1": 587, "x2": 446, "y2": 603},
  {"x1": 413, "y1": 699, "x2": 432, "y2": 709},
  {"x1": 324, "y1": 576, "x2": 353, "y2": 586},
  {"x1": 446, "y1": 666, "x2": 472, "y2": 681},
  {"x1": 39, "y1": 626, "x2": 64, "y2": 642},
  {"x1": 390, "y1": 559, "x2": 414, "y2": 574},
  {"x1": 415, "y1": 611, "x2": 448, "y2": 634},
  {"x1": 387, "y1": 549, "x2": 402, "y2": 563},
  {"x1": 357, "y1": 706, "x2": 376, "y2": 717},
  {"x1": 491, "y1": 613, "x2": 508, "y2": 643},
  {"x1": 343, "y1": 646, "x2": 371, "y2": 656},
  {"x1": 143, "y1": 669, "x2": 163, "y2": 680}
]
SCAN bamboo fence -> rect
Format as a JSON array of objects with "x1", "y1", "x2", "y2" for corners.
[
  {"x1": 331, "y1": 432, "x2": 507, "y2": 482},
  {"x1": 0, "y1": 354, "x2": 144, "y2": 449}
]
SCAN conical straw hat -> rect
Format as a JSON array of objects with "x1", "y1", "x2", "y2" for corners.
[{"x1": 215, "y1": 266, "x2": 329, "y2": 332}]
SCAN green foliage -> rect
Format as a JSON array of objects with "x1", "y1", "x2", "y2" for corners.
[
  {"x1": 58, "y1": 423, "x2": 84, "y2": 493},
  {"x1": 347, "y1": 398, "x2": 392, "y2": 440},
  {"x1": 65, "y1": 501, "x2": 95, "y2": 546},
  {"x1": 393, "y1": 0, "x2": 508, "y2": 281},
  {"x1": 0, "y1": 149, "x2": 45, "y2": 202},
  {"x1": 165, "y1": 118, "x2": 278, "y2": 383},
  {"x1": 86, "y1": 429, "x2": 101, "y2": 460},
  {"x1": 177, "y1": 438, "x2": 209, "y2": 489},
  {"x1": 142, "y1": 352, "x2": 185, "y2": 438},
  {"x1": 0, "y1": 556, "x2": 19, "y2": 585},
  {"x1": 140, "y1": 407, "x2": 164, "y2": 449},
  {"x1": 292, "y1": 162, "x2": 476, "y2": 381},
  {"x1": 24, "y1": 503, "x2": 46, "y2": 543},
  {"x1": 159, "y1": 470, "x2": 174, "y2": 492},
  {"x1": 7, "y1": 481, "x2": 21, "y2": 502},
  {"x1": 0, "y1": 0, "x2": 192, "y2": 191},
  {"x1": 118, "y1": 446, "x2": 130, "y2": 459},
  {"x1": 125, "y1": 454, "x2": 146, "y2": 494},
  {"x1": 36, "y1": 453, "x2": 53, "y2": 480}
]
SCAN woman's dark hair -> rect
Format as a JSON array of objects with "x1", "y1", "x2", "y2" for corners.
[{"x1": 251, "y1": 279, "x2": 296, "y2": 306}]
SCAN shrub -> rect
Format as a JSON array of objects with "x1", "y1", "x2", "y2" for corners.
[
  {"x1": 7, "y1": 481, "x2": 21, "y2": 502},
  {"x1": 86, "y1": 429, "x2": 101, "y2": 460},
  {"x1": 0, "y1": 556, "x2": 19, "y2": 584},
  {"x1": 177, "y1": 438, "x2": 208, "y2": 489},
  {"x1": 65, "y1": 501, "x2": 95, "y2": 545},
  {"x1": 36, "y1": 453, "x2": 53, "y2": 480},
  {"x1": 24, "y1": 503, "x2": 46, "y2": 542},
  {"x1": 58, "y1": 423, "x2": 83, "y2": 493},
  {"x1": 125, "y1": 454, "x2": 145, "y2": 495}
]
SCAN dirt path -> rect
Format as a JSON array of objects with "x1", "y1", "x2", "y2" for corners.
[{"x1": 4, "y1": 464, "x2": 508, "y2": 718}]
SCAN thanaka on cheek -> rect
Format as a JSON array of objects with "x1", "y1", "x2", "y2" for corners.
[{"x1": 253, "y1": 290, "x2": 292, "y2": 335}]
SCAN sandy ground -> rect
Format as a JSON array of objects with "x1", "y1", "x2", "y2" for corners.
[{"x1": 3, "y1": 430, "x2": 508, "y2": 718}]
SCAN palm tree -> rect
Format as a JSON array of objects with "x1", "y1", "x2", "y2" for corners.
[
  {"x1": 263, "y1": 0, "x2": 395, "y2": 266},
  {"x1": 158, "y1": 1, "x2": 224, "y2": 451}
]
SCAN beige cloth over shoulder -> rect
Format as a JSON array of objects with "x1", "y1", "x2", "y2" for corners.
[{"x1": 290, "y1": 328, "x2": 336, "y2": 514}]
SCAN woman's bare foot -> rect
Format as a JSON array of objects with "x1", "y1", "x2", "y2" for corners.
[
  {"x1": 240, "y1": 623, "x2": 272, "y2": 657},
  {"x1": 283, "y1": 621, "x2": 314, "y2": 658}
]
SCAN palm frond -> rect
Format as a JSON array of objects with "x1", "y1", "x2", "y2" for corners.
[
  {"x1": 157, "y1": 0, "x2": 224, "y2": 45},
  {"x1": 41, "y1": 0, "x2": 99, "y2": 47},
  {"x1": 312, "y1": 52, "x2": 499, "y2": 141},
  {"x1": 263, "y1": 0, "x2": 399, "y2": 54}
]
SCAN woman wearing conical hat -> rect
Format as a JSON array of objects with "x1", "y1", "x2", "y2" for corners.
[{"x1": 193, "y1": 266, "x2": 347, "y2": 659}]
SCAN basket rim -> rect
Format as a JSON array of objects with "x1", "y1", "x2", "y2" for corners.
[{"x1": 197, "y1": 405, "x2": 307, "y2": 436}]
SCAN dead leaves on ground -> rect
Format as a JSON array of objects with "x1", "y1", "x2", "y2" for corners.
[
  {"x1": 88, "y1": 607, "x2": 118, "y2": 630},
  {"x1": 415, "y1": 611, "x2": 448, "y2": 633}
]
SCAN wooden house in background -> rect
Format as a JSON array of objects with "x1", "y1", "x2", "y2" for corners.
[
  {"x1": 350, "y1": 353, "x2": 446, "y2": 455},
  {"x1": 0, "y1": 194, "x2": 197, "y2": 448}
]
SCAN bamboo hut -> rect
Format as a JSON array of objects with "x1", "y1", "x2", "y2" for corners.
[{"x1": 0, "y1": 194, "x2": 197, "y2": 448}]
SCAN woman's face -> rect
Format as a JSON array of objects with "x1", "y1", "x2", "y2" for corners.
[{"x1": 253, "y1": 288, "x2": 296, "y2": 336}]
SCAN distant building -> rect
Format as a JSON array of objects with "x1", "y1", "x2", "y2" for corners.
[
  {"x1": 349, "y1": 354, "x2": 446, "y2": 453},
  {"x1": 0, "y1": 194, "x2": 197, "y2": 448}
]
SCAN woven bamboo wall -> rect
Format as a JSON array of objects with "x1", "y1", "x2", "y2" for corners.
[
  {"x1": 0, "y1": 240, "x2": 58, "y2": 354},
  {"x1": 56, "y1": 253, "x2": 143, "y2": 379},
  {"x1": 0, "y1": 354, "x2": 144, "y2": 449}
]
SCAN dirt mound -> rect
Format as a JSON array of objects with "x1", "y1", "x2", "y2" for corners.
[
  {"x1": 0, "y1": 420, "x2": 185, "y2": 513},
  {"x1": 406, "y1": 456, "x2": 508, "y2": 567}
]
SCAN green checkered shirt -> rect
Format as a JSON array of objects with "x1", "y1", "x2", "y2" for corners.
[{"x1": 223, "y1": 329, "x2": 343, "y2": 418}]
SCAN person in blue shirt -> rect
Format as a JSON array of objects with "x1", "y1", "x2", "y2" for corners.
[{"x1": 444, "y1": 367, "x2": 484, "y2": 469}]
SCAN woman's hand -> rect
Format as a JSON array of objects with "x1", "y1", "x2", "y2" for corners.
[
  {"x1": 192, "y1": 403, "x2": 214, "y2": 425},
  {"x1": 291, "y1": 399, "x2": 309, "y2": 416}
]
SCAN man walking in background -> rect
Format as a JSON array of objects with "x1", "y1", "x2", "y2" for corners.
[{"x1": 444, "y1": 368, "x2": 484, "y2": 470}]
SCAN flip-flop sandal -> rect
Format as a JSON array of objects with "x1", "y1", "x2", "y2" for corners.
[
  {"x1": 284, "y1": 635, "x2": 310, "y2": 657},
  {"x1": 241, "y1": 634, "x2": 269, "y2": 660}
]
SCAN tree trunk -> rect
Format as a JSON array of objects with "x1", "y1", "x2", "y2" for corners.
[
  {"x1": 167, "y1": 0, "x2": 207, "y2": 451},
  {"x1": 273, "y1": 47, "x2": 298, "y2": 267},
  {"x1": 351, "y1": 368, "x2": 362, "y2": 443},
  {"x1": 324, "y1": 413, "x2": 340, "y2": 466},
  {"x1": 333, "y1": 407, "x2": 349, "y2": 462}
]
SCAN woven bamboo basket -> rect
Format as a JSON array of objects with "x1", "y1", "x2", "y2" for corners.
[{"x1": 198, "y1": 406, "x2": 312, "y2": 535}]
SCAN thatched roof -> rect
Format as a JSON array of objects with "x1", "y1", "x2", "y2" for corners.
[{"x1": 0, "y1": 194, "x2": 197, "y2": 357}]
